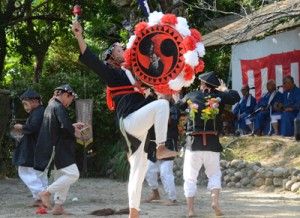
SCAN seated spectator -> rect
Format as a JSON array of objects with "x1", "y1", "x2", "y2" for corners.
[
  {"x1": 232, "y1": 85, "x2": 256, "y2": 134},
  {"x1": 221, "y1": 109, "x2": 237, "y2": 135},
  {"x1": 251, "y1": 80, "x2": 283, "y2": 136},
  {"x1": 271, "y1": 75, "x2": 300, "y2": 136}
]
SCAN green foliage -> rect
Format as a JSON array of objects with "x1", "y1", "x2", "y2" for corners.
[
  {"x1": 112, "y1": 151, "x2": 130, "y2": 182},
  {"x1": 0, "y1": 133, "x2": 18, "y2": 178}
]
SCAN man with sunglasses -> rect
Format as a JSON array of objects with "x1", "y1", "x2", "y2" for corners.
[
  {"x1": 34, "y1": 84, "x2": 84, "y2": 215},
  {"x1": 72, "y1": 22, "x2": 177, "y2": 218}
]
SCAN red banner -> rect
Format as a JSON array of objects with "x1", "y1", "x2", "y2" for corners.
[{"x1": 240, "y1": 50, "x2": 300, "y2": 101}]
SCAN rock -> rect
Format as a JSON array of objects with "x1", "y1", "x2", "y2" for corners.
[
  {"x1": 256, "y1": 168, "x2": 266, "y2": 178},
  {"x1": 234, "y1": 171, "x2": 243, "y2": 179},
  {"x1": 240, "y1": 177, "x2": 251, "y2": 186},
  {"x1": 292, "y1": 169, "x2": 300, "y2": 176},
  {"x1": 237, "y1": 162, "x2": 247, "y2": 170},
  {"x1": 226, "y1": 168, "x2": 236, "y2": 176},
  {"x1": 251, "y1": 177, "x2": 257, "y2": 186},
  {"x1": 175, "y1": 171, "x2": 183, "y2": 177},
  {"x1": 291, "y1": 182, "x2": 300, "y2": 192},
  {"x1": 284, "y1": 180, "x2": 294, "y2": 191},
  {"x1": 265, "y1": 178, "x2": 273, "y2": 186},
  {"x1": 230, "y1": 176, "x2": 240, "y2": 183},
  {"x1": 273, "y1": 178, "x2": 283, "y2": 186},
  {"x1": 291, "y1": 175, "x2": 298, "y2": 183},
  {"x1": 235, "y1": 182, "x2": 242, "y2": 188},
  {"x1": 220, "y1": 160, "x2": 228, "y2": 168},
  {"x1": 265, "y1": 170, "x2": 273, "y2": 178},
  {"x1": 282, "y1": 179, "x2": 288, "y2": 189},
  {"x1": 230, "y1": 160, "x2": 243, "y2": 168},
  {"x1": 247, "y1": 169, "x2": 256, "y2": 178},
  {"x1": 255, "y1": 178, "x2": 265, "y2": 187},
  {"x1": 223, "y1": 175, "x2": 231, "y2": 183},
  {"x1": 227, "y1": 182, "x2": 236, "y2": 188},
  {"x1": 273, "y1": 167, "x2": 288, "y2": 178}
]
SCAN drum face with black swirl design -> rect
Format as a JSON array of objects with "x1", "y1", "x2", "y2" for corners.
[{"x1": 131, "y1": 24, "x2": 186, "y2": 87}]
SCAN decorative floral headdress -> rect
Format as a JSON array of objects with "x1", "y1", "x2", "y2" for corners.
[{"x1": 124, "y1": 11, "x2": 205, "y2": 94}]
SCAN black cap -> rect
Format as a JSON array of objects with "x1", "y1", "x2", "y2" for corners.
[
  {"x1": 20, "y1": 90, "x2": 41, "y2": 100},
  {"x1": 198, "y1": 71, "x2": 220, "y2": 87},
  {"x1": 55, "y1": 84, "x2": 78, "y2": 98}
]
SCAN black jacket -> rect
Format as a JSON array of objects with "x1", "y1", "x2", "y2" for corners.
[
  {"x1": 79, "y1": 47, "x2": 156, "y2": 154},
  {"x1": 34, "y1": 99, "x2": 76, "y2": 171},
  {"x1": 148, "y1": 103, "x2": 180, "y2": 162},
  {"x1": 178, "y1": 90, "x2": 240, "y2": 152},
  {"x1": 12, "y1": 105, "x2": 44, "y2": 167},
  {"x1": 79, "y1": 47, "x2": 155, "y2": 121}
]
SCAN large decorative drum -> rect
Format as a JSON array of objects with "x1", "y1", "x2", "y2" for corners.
[{"x1": 124, "y1": 11, "x2": 205, "y2": 94}]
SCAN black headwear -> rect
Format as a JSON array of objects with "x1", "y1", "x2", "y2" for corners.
[
  {"x1": 55, "y1": 84, "x2": 78, "y2": 98},
  {"x1": 20, "y1": 90, "x2": 41, "y2": 100},
  {"x1": 198, "y1": 71, "x2": 220, "y2": 88}
]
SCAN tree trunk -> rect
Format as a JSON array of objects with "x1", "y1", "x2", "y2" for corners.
[
  {"x1": 33, "y1": 54, "x2": 45, "y2": 83},
  {"x1": 0, "y1": 89, "x2": 10, "y2": 179},
  {"x1": 0, "y1": 27, "x2": 7, "y2": 83}
]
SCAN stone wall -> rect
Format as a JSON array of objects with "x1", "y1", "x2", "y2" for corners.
[
  {"x1": 106, "y1": 155, "x2": 300, "y2": 193},
  {"x1": 173, "y1": 157, "x2": 300, "y2": 193}
]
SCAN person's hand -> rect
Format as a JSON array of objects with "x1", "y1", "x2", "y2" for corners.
[
  {"x1": 14, "y1": 124, "x2": 22, "y2": 131},
  {"x1": 172, "y1": 93, "x2": 180, "y2": 103},
  {"x1": 143, "y1": 88, "x2": 152, "y2": 98},
  {"x1": 72, "y1": 22, "x2": 83, "y2": 37},
  {"x1": 74, "y1": 127, "x2": 82, "y2": 138},
  {"x1": 73, "y1": 122, "x2": 85, "y2": 129},
  {"x1": 215, "y1": 79, "x2": 228, "y2": 92},
  {"x1": 285, "y1": 108, "x2": 294, "y2": 112}
]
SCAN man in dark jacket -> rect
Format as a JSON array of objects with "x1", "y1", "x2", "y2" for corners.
[
  {"x1": 177, "y1": 71, "x2": 240, "y2": 217},
  {"x1": 12, "y1": 90, "x2": 47, "y2": 207},
  {"x1": 35, "y1": 85, "x2": 83, "y2": 215},
  {"x1": 72, "y1": 21, "x2": 177, "y2": 218}
]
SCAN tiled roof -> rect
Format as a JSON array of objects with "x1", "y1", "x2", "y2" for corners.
[{"x1": 202, "y1": 0, "x2": 300, "y2": 47}]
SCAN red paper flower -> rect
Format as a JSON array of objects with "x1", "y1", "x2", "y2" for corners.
[
  {"x1": 183, "y1": 36, "x2": 197, "y2": 51},
  {"x1": 154, "y1": 84, "x2": 179, "y2": 94},
  {"x1": 195, "y1": 59, "x2": 205, "y2": 74},
  {"x1": 134, "y1": 22, "x2": 148, "y2": 35},
  {"x1": 184, "y1": 64, "x2": 194, "y2": 81},
  {"x1": 161, "y1": 14, "x2": 178, "y2": 25},
  {"x1": 35, "y1": 206, "x2": 48, "y2": 214},
  {"x1": 123, "y1": 48, "x2": 132, "y2": 69},
  {"x1": 190, "y1": 29, "x2": 202, "y2": 42}
]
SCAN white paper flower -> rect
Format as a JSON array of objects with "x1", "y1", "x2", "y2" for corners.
[
  {"x1": 148, "y1": 11, "x2": 164, "y2": 26},
  {"x1": 196, "y1": 42, "x2": 205, "y2": 57},
  {"x1": 184, "y1": 50, "x2": 199, "y2": 67},
  {"x1": 126, "y1": 35, "x2": 136, "y2": 49}
]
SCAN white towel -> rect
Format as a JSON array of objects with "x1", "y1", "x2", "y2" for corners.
[
  {"x1": 267, "y1": 91, "x2": 276, "y2": 105},
  {"x1": 246, "y1": 94, "x2": 252, "y2": 107}
]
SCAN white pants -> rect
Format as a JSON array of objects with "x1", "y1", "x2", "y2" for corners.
[
  {"x1": 47, "y1": 164, "x2": 79, "y2": 204},
  {"x1": 18, "y1": 166, "x2": 48, "y2": 200},
  {"x1": 245, "y1": 118, "x2": 253, "y2": 125},
  {"x1": 183, "y1": 149, "x2": 221, "y2": 197},
  {"x1": 271, "y1": 114, "x2": 282, "y2": 123},
  {"x1": 124, "y1": 99, "x2": 170, "y2": 210},
  {"x1": 145, "y1": 160, "x2": 176, "y2": 201}
]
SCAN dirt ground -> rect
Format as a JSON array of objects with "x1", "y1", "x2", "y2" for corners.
[{"x1": 0, "y1": 177, "x2": 300, "y2": 218}]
